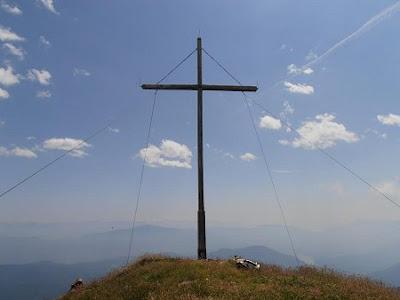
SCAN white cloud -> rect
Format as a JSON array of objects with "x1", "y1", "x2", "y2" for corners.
[
  {"x1": 73, "y1": 68, "x2": 91, "y2": 77},
  {"x1": 43, "y1": 138, "x2": 91, "y2": 157},
  {"x1": 139, "y1": 139, "x2": 192, "y2": 169},
  {"x1": 282, "y1": 113, "x2": 359, "y2": 150},
  {"x1": 39, "y1": 35, "x2": 51, "y2": 47},
  {"x1": 36, "y1": 90, "x2": 51, "y2": 98},
  {"x1": 259, "y1": 115, "x2": 282, "y2": 130},
  {"x1": 108, "y1": 127, "x2": 120, "y2": 133},
  {"x1": 0, "y1": 65, "x2": 20, "y2": 86},
  {"x1": 240, "y1": 152, "x2": 257, "y2": 162},
  {"x1": 39, "y1": 0, "x2": 58, "y2": 14},
  {"x1": 3, "y1": 43, "x2": 25, "y2": 60},
  {"x1": 0, "y1": 87, "x2": 9, "y2": 99},
  {"x1": 377, "y1": 114, "x2": 400, "y2": 126},
  {"x1": 287, "y1": 64, "x2": 314, "y2": 75},
  {"x1": 11, "y1": 147, "x2": 37, "y2": 158},
  {"x1": 0, "y1": 119, "x2": 5, "y2": 127},
  {"x1": 0, "y1": 146, "x2": 37, "y2": 158},
  {"x1": 0, "y1": 25, "x2": 24, "y2": 42},
  {"x1": 303, "y1": 68, "x2": 314, "y2": 75},
  {"x1": 284, "y1": 81, "x2": 314, "y2": 95},
  {"x1": 1, "y1": 1, "x2": 22, "y2": 15},
  {"x1": 27, "y1": 69, "x2": 51, "y2": 85}
]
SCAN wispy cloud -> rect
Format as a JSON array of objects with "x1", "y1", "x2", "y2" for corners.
[
  {"x1": 43, "y1": 138, "x2": 91, "y2": 157},
  {"x1": 364, "y1": 128, "x2": 387, "y2": 139},
  {"x1": 205, "y1": 143, "x2": 236, "y2": 160},
  {"x1": 305, "y1": 50, "x2": 318, "y2": 62},
  {"x1": 73, "y1": 68, "x2": 91, "y2": 77},
  {"x1": 284, "y1": 81, "x2": 314, "y2": 95},
  {"x1": 305, "y1": 1, "x2": 400, "y2": 67},
  {"x1": 27, "y1": 69, "x2": 52, "y2": 85},
  {"x1": 39, "y1": 35, "x2": 51, "y2": 47},
  {"x1": 377, "y1": 113, "x2": 400, "y2": 126},
  {"x1": 3, "y1": 43, "x2": 25, "y2": 60},
  {"x1": 1, "y1": 1, "x2": 22, "y2": 15},
  {"x1": 287, "y1": 64, "x2": 314, "y2": 75},
  {"x1": 38, "y1": 0, "x2": 58, "y2": 14},
  {"x1": 279, "y1": 101, "x2": 295, "y2": 132},
  {"x1": 282, "y1": 101, "x2": 294, "y2": 116},
  {"x1": 280, "y1": 101, "x2": 295, "y2": 123},
  {"x1": 36, "y1": 90, "x2": 51, "y2": 99},
  {"x1": 108, "y1": 127, "x2": 120, "y2": 133},
  {"x1": 0, "y1": 25, "x2": 24, "y2": 42},
  {"x1": 280, "y1": 44, "x2": 294, "y2": 52},
  {"x1": 0, "y1": 146, "x2": 37, "y2": 158}
]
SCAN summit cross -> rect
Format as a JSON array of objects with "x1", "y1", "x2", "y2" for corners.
[{"x1": 141, "y1": 37, "x2": 258, "y2": 259}]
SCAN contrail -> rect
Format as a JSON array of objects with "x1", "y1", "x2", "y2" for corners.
[
  {"x1": 305, "y1": 1, "x2": 400, "y2": 67},
  {"x1": 254, "y1": 2, "x2": 400, "y2": 96}
]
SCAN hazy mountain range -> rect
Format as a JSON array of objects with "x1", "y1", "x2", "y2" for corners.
[
  {"x1": 1, "y1": 221, "x2": 400, "y2": 299},
  {"x1": 2, "y1": 221, "x2": 400, "y2": 270},
  {"x1": 0, "y1": 245, "x2": 300, "y2": 300}
]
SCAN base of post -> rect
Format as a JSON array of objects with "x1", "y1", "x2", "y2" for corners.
[
  {"x1": 198, "y1": 249, "x2": 207, "y2": 260},
  {"x1": 197, "y1": 210, "x2": 207, "y2": 259}
]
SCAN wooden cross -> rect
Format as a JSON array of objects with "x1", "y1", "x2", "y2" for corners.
[{"x1": 141, "y1": 37, "x2": 257, "y2": 259}]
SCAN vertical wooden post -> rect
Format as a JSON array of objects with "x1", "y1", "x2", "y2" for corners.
[
  {"x1": 141, "y1": 37, "x2": 257, "y2": 260},
  {"x1": 197, "y1": 37, "x2": 206, "y2": 260}
]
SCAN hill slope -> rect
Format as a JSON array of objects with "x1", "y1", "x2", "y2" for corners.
[{"x1": 62, "y1": 256, "x2": 400, "y2": 300}]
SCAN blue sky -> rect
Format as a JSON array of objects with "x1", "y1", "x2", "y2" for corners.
[{"x1": 0, "y1": 0, "x2": 400, "y2": 229}]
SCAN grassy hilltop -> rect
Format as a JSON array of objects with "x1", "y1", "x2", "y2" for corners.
[{"x1": 62, "y1": 256, "x2": 400, "y2": 300}]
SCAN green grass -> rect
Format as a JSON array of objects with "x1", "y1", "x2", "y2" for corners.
[{"x1": 61, "y1": 255, "x2": 400, "y2": 300}]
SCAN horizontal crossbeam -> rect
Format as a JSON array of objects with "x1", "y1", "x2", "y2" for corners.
[{"x1": 141, "y1": 84, "x2": 257, "y2": 92}]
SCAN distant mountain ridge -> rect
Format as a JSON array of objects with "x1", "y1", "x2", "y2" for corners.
[
  {"x1": 209, "y1": 245, "x2": 301, "y2": 267},
  {"x1": 0, "y1": 245, "x2": 300, "y2": 299},
  {"x1": 3, "y1": 222, "x2": 400, "y2": 297}
]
